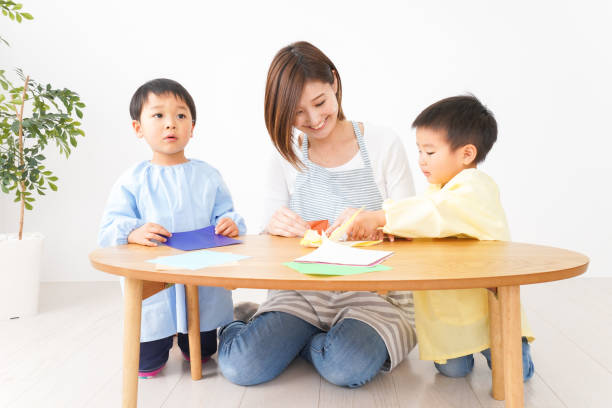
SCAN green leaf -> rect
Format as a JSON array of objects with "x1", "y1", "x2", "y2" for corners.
[
  {"x1": 25, "y1": 202, "x2": 32, "y2": 210},
  {"x1": 75, "y1": 108, "x2": 83, "y2": 118},
  {"x1": 15, "y1": 12, "x2": 21, "y2": 22},
  {"x1": 20, "y1": 12, "x2": 33, "y2": 20},
  {"x1": 10, "y1": 120, "x2": 20, "y2": 134},
  {"x1": 13, "y1": 4, "x2": 24, "y2": 11},
  {"x1": 48, "y1": 176, "x2": 58, "y2": 181},
  {"x1": 48, "y1": 182, "x2": 57, "y2": 191}
]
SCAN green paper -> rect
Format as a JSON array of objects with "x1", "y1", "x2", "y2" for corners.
[{"x1": 284, "y1": 262, "x2": 391, "y2": 276}]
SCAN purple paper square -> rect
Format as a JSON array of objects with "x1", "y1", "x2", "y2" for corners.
[{"x1": 164, "y1": 225, "x2": 242, "y2": 251}]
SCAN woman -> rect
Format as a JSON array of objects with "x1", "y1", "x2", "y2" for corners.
[{"x1": 218, "y1": 41, "x2": 417, "y2": 388}]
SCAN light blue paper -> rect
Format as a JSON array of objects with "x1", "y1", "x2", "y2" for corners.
[{"x1": 147, "y1": 250, "x2": 249, "y2": 270}]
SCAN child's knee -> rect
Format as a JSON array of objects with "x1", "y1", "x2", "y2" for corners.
[{"x1": 434, "y1": 354, "x2": 475, "y2": 378}]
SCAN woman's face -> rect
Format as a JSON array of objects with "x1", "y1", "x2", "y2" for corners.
[{"x1": 293, "y1": 79, "x2": 339, "y2": 141}]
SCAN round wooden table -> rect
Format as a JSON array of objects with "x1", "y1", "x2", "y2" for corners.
[{"x1": 89, "y1": 235, "x2": 589, "y2": 408}]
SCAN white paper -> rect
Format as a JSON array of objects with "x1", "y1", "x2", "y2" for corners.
[{"x1": 294, "y1": 238, "x2": 393, "y2": 266}]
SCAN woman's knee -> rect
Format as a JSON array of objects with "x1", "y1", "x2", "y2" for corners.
[
  {"x1": 218, "y1": 353, "x2": 272, "y2": 386},
  {"x1": 434, "y1": 354, "x2": 475, "y2": 378},
  {"x1": 309, "y1": 319, "x2": 389, "y2": 388},
  {"x1": 218, "y1": 312, "x2": 317, "y2": 386}
]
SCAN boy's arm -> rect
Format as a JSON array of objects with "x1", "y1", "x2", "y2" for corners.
[
  {"x1": 98, "y1": 183, "x2": 145, "y2": 247},
  {"x1": 211, "y1": 176, "x2": 247, "y2": 236},
  {"x1": 383, "y1": 176, "x2": 510, "y2": 241},
  {"x1": 382, "y1": 195, "x2": 444, "y2": 238}
]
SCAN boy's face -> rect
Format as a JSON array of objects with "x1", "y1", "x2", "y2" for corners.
[
  {"x1": 416, "y1": 127, "x2": 476, "y2": 185},
  {"x1": 132, "y1": 92, "x2": 194, "y2": 165}
]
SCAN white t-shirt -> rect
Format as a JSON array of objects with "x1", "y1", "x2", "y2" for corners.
[{"x1": 262, "y1": 122, "x2": 415, "y2": 230}]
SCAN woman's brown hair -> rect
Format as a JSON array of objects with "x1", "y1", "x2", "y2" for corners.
[{"x1": 264, "y1": 41, "x2": 345, "y2": 169}]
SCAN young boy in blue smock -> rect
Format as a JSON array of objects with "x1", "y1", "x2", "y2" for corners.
[
  {"x1": 333, "y1": 95, "x2": 535, "y2": 380},
  {"x1": 98, "y1": 78, "x2": 246, "y2": 378}
]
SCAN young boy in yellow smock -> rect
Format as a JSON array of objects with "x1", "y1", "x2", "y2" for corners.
[{"x1": 331, "y1": 95, "x2": 534, "y2": 380}]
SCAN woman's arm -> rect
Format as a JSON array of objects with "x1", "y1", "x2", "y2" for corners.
[{"x1": 261, "y1": 151, "x2": 309, "y2": 236}]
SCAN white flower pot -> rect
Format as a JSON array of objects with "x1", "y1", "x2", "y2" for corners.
[{"x1": 0, "y1": 233, "x2": 44, "y2": 320}]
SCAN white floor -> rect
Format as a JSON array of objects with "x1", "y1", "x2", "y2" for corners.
[{"x1": 1, "y1": 278, "x2": 610, "y2": 408}]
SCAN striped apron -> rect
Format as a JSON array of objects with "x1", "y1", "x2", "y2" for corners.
[{"x1": 256, "y1": 122, "x2": 417, "y2": 370}]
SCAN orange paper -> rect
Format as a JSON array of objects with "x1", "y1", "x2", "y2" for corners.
[{"x1": 308, "y1": 220, "x2": 329, "y2": 234}]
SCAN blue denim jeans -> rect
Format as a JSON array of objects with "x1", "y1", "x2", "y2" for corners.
[
  {"x1": 434, "y1": 337, "x2": 534, "y2": 381},
  {"x1": 218, "y1": 311, "x2": 389, "y2": 388}
]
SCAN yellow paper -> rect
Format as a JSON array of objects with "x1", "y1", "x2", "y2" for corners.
[{"x1": 328, "y1": 207, "x2": 363, "y2": 242}]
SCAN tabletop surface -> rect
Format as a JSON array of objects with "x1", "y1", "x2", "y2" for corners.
[{"x1": 89, "y1": 235, "x2": 589, "y2": 291}]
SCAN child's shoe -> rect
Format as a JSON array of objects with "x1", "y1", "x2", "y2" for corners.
[{"x1": 138, "y1": 363, "x2": 165, "y2": 379}]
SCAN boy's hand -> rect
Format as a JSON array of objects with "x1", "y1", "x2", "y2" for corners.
[
  {"x1": 215, "y1": 217, "x2": 239, "y2": 237},
  {"x1": 128, "y1": 222, "x2": 171, "y2": 247},
  {"x1": 266, "y1": 206, "x2": 309, "y2": 237},
  {"x1": 329, "y1": 209, "x2": 386, "y2": 241},
  {"x1": 349, "y1": 211, "x2": 387, "y2": 240}
]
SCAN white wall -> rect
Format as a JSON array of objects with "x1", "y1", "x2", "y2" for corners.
[{"x1": 1, "y1": 0, "x2": 610, "y2": 280}]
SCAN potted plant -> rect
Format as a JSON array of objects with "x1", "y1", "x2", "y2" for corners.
[{"x1": 1, "y1": 1, "x2": 85, "y2": 319}]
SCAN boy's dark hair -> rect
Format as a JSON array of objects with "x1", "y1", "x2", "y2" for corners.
[
  {"x1": 412, "y1": 95, "x2": 497, "y2": 164},
  {"x1": 129, "y1": 78, "x2": 197, "y2": 123}
]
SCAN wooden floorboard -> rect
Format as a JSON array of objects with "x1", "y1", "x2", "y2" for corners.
[{"x1": 0, "y1": 279, "x2": 610, "y2": 407}]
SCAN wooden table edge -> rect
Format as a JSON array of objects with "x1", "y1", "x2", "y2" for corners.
[{"x1": 89, "y1": 255, "x2": 589, "y2": 291}]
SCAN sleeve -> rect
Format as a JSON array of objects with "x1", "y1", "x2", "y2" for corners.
[
  {"x1": 260, "y1": 151, "x2": 292, "y2": 233},
  {"x1": 382, "y1": 175, "x2": 510, "y2": 240},
  {"x1": 211, "y1": 174, "x2": 247, "y2": 235},
  {"x1": 382, "y1": 133, "x2": 416, "y2": 200},
  {"x1": 97, "y1": 179, "x2": 145, "y2": 247}
]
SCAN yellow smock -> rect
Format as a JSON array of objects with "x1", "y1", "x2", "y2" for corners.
[{"x1": 382, "y1": 168, "x2": 534, "y2": 363}]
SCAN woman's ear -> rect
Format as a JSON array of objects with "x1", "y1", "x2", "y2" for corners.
[
  {"x1": 332, "y1": 70, "x2": 338, "y2": 94},
  {"x1": 463, "y1": 144, "x2": 478, "y2": 165}
]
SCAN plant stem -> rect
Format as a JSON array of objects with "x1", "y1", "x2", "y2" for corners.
[{"x1": 17, "y1": 75, "x2": 30, "y2": 240}]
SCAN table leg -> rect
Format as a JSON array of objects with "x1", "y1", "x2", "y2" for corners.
[
  {"x1": 186, "y1": 284, "x2": 202, "y2": 380},
  {"x1": 499, "y1": 285, "x2": 524, "y2": 408},
  {"x1": 122, "y1": 277, "x2": 143, "y2": 408},
  {"x1": 488, "y1": 289, "x2": 504, "y2": 400}
]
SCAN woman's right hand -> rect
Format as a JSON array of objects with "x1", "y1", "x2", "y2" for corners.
[{"x1": 266, "y1": 206, "x2": 309, "y2": 237}]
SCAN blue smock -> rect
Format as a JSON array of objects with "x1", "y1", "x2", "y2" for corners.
[{"x1": 98, "y1": 159, "x2": 246, "y2": 342}]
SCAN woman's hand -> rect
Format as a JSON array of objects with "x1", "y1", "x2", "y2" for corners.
[
  {"x1": 127, "y1": 222, "x2": 171, "y2": 246},
  {"x1": 215, "y1": 217, "x2": 239, "y2": 237},
  {"x1": 266, "y1": 206, "x2": 309, "y2": 237}
]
